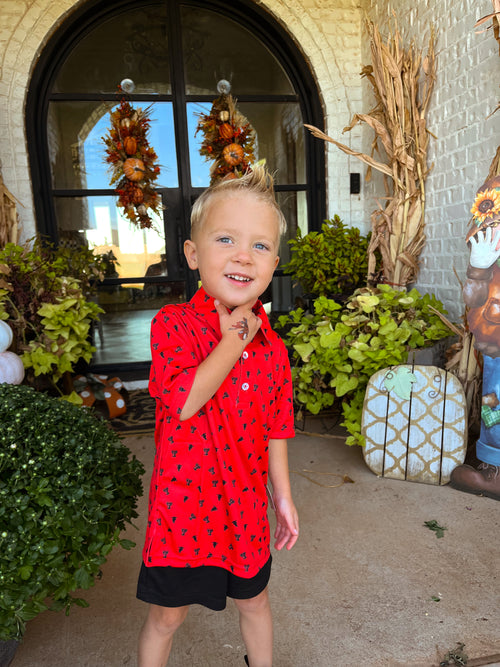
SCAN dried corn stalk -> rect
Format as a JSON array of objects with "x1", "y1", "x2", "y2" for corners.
[
  {"x1": 305, "y1": 18, "x2": 436, "y2": 288},
  {"x1": 0, "y1": 172, "x2": 19, "y2": 249}
]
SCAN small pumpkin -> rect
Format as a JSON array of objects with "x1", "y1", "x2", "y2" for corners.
[
  {"x1": 132, "y1": 187, "x2": 144, "y2": 204},
  {"x1": 123, "y1": 136, "x2": 138, "y2": 155},
  {"x1": 222, "y1": 143, "x2": 244, "y2": 167},
  {"x1": 123, "y1": 158, "x2": 145, "y2": 181},
  {"x1": 0, "y1": 351, "x2": 25, "y2": 385},
  {"x1": 219, "y1": 123, "x2": 234, "y2": 140},
  {"x1": 0, "y1": 320, "x2": 13, "y2": 353},
  {"x1": 219, "y1": 110, "x2": 230, "y2": 122}
]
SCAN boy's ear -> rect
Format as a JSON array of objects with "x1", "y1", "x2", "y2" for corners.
[
  {"x1": 274, "y1": 255, "x2": 280, "y2": 269},
  {"x1": 184, "y1": 239, "x2": 198, "y2": 270}
]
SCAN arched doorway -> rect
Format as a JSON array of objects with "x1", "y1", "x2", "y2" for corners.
[{"x1": 26, "y1": 0, "x2": 325, "y2": 375}]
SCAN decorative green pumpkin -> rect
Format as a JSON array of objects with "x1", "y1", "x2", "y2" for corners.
[
  {"x1": 0, "y1": 351, "x2": 25, "y2": 385},
  {"x1": 0, "y1": 320, "x2": 13, "y2": 353}
]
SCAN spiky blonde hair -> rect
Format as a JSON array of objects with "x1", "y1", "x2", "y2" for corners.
[{"x1": 190, "y1": 165, "x2": 287, "y2": 239}]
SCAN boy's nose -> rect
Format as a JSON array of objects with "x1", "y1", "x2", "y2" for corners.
[{"x1": 233, "y1": 247, "x2": 252, "y2": 263}]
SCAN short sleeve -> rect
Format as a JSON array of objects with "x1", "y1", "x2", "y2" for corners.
[
  {"x1": 268, "y1": 337, "x2": 295, "y2": 439},
  {"x1": 149, "y1": 307, "x2": 197, "y2": 418}
]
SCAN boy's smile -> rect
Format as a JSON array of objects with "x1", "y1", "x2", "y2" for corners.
[{"x1": 184, "y1": 192, "x2": 280, "y2": 309}]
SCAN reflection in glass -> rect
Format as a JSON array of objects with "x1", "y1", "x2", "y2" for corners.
[
  {"x1": 52, "y1": 5, "x2": 171, "y2": 94},
  {"x1": 48, "y1": 102, "x2": 178, "y2": 190},
  {"x1": 239, "y1": 103, "x2": 305, "y2": 184},
  {"x1": 91, "y1": 281, "x2": 186, "y2": 366},
  {"x1": 54, "y1": 195, "x2": 168, "y2": 279},
  {"x1": 181, "y1": 7, "x2": 293, "y2": 95},
  {"x1": 187, "y1": 102, "x2": 212, "y2": 187}
]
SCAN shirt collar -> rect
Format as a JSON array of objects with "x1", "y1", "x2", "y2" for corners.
[{"x1": 188, "y1": 287, "x2": 273, "y2": 344}]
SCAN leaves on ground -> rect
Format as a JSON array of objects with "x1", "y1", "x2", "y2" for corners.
[{"x1": 424, "y1": 519, "x2": 447, "y2": 538}]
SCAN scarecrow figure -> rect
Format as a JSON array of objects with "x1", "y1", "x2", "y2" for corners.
[{"x1": 450, "y1": 175, "x2": 500, "y2": 500}]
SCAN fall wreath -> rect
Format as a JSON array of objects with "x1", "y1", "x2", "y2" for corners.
[
  {"x1": 196, "y1": 91, "x2": 255, "y2": 185},
  {"x1": 103, "y1": 98, "x2": 162, "y2": 229}
]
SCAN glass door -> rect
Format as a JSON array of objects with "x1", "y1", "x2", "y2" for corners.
[{"x1": 27, "y1": 0, "x2": 325, "y2": 374}]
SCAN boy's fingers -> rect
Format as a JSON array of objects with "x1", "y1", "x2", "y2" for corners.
[{"x1": 214, "y1": 299, "x2": 229, "y2": 317}]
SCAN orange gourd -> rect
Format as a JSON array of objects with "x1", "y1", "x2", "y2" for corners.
[
  {"x1": 219, "y1": 123, "x2": 234, "y2": 140},
  {"x1": 124, "y1": 136, "x2": 137, "y2": 155},
  {"x1": 222, "y1": 143, "x2": 244, "y2": 166},
  {"x1": 123, "y1": 158, "x2": 145, "y2": 181},
  {"x1": 132, "y1": 187, "x2": 144, "y2": 204}
]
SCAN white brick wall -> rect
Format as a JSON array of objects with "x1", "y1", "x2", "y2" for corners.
[
  {"x1": 366, "y1": 0, "x2": 500, "y2": 320},
  {"x1": 0, "y1": 0, "x2": 498, "y2": 321}
]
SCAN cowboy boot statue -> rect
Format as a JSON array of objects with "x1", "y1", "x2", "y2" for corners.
[{"x1": 450, "y1": 175, "x2": 500, "y2": 500}]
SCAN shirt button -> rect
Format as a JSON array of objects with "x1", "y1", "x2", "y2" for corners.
[
  {"x1": 242, "y1": 382, "x2": 250, "y2": 391},
  {"x1": 242, "y1": 351, "x2": 249, "y2": 360}
]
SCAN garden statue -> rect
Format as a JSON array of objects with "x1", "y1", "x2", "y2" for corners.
[{"x1": 450, "y1": 175, "x2": 500, "y2": 500}]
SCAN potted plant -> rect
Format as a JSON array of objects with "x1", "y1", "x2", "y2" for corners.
[
  {"x1": 282, "y1": 215, "x2": 373, "y2": 302},
  {"x1": 275, "y1": 284, "x2": 455, "y2": 446},
  {"x1": 0, "y1": 239, "x2": 104, "y2": 399},
  {"x1": 0, "y1": 384, "x2": 144, "y2": 657}
]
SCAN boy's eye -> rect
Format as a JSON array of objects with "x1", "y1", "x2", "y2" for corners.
[
  {"x1": 217, "y1": 236, "x2": 233, "y2": 244},
  {"x1": 255, "y1": 242, "x2": 270, "y2": 251}
]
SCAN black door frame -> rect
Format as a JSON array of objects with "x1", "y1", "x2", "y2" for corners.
[{"x1": 26, "y1": 0, "x2": 326, "y2": 375}]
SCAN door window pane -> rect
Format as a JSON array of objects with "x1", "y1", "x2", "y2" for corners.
[
  {"x1": 48, "y1": 101, "x2": 178, "y2": 190},
  {"x1": 181, "y1": 6, "x2": 293, "y2": 95},
  {"x1": 54, "y1": 195, "x2": 167, "y2": 279},
  {"x1": 187, "y1": 102, "x2": 212, "y2": 188},
  {"x1": 239, "y1": 103, "x2": 306, "y2": 184},
  {"x1": 52, "y1": 5, "x2": 171, "y2": 94}
]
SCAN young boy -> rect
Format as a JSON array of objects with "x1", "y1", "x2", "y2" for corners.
[{"x1": 137, "y1": 166, "x2": 299, "y2": 667}]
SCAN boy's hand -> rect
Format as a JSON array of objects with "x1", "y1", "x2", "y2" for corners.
[
  {"x1": 215, "y1": 300, "x2": 262, "y2": 343},
  {"x1": 273, "y1": 496, "x2": 299, "y2": 551}
]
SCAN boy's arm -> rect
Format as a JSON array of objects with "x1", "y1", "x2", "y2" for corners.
[
  {"x1": 268, "y1": 438, "x2": 299, "y2": 551},
  {"x1": 179, "y1": 300, "x2": 261, "y2": 420}
]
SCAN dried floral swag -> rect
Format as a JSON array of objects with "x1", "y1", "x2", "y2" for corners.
[
  {"x1": 103, "y1": 97, "x2": 162, "y2": 229},
  {"x1": 196, "y1": 92, "x2": 255, "y2": 185}
]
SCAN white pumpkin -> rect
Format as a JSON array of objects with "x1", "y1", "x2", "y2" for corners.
[
  {"x1": 0, "y1": 351, "x2": 25, "y2": 385},
  {"x1": 0, "y1": 320, "x2": 13, "y2": 353}
]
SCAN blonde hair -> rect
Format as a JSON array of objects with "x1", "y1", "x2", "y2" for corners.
[{"x1": 190, "y1": 165, "x2": 287, "y2": 239}]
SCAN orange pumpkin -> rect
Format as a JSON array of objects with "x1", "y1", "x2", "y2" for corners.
[
  {"x1": 132, "y1": 187, "x2": 144, "y2": 204},
  {"x1": 222, "y1": 143, "x2": 244, "y2": 166},
  {"x1": 219, "y1": 123, "x2": 234, "y2": 140},
  {"x1": 123, "y1": 158, "x2": 145, "y2": 181},
  {"x1": 124, "y1": 136, "x2": 137, "y2": 155}
]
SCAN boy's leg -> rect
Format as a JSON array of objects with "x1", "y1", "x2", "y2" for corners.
[
  {"x1": 234, "y1": 587, "x2": 273, "y2": 667},
  {"x1": 138, "y1": 603, "x2": 189, "y2": 667}
]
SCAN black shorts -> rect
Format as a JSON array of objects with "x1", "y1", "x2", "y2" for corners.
[{"x1": 136, "y1": 556, "x2": 272, "y2": 611}]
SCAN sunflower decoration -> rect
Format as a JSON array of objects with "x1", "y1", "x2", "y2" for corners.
[
  {"x1": 103, "y1": 96, "x2": 162, "y2": 229},
  {"x1": 196, "y1": 82, "x2": 256, "y2": 185},
  {"x1": 466, "y1": 176, "x2": 500, "y2": 242}
]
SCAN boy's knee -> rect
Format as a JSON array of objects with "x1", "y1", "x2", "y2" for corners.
[
  {"x1": 234, "y1": 588, "x2": 270, "y2": 615},
  {"x1": 147, "y1": 604, "x2": 189, "y2": 635}
]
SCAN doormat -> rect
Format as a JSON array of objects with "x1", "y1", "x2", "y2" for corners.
[{"x1": 111, "y1": 389, "x2": 156, "y2": 436}]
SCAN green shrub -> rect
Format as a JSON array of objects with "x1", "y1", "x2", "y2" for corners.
[
  {"x1": 276, "y1": 284, "x2": 454, "y2": 446},
  {"x1": 282, "y1": 215, "x2": 371, "y2": 296},
  {"x1": 0, "y1": 385, "x2": 145, "y2": 641},
  {"x1": 0, "y1": 239, "x2": 104, "y2": 398}
]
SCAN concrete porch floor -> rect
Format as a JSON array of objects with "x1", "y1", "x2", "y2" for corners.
[{"x1": 11, "y1": 429, "x2": 500, "y2": 667}]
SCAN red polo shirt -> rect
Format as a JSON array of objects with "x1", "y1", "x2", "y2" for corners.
[{"x1": 144, "y1": 288, "x2": 295, "y2": 577}]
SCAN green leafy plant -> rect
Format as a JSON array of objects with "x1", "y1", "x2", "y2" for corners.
[
  {"x1": 282, "y1": 215, "x2": 372, "y2": 296},
  {"x1": 0, "y1": 384, "x2": 145, "y2": 641},
  {"x1": 0, "y1": 240, "x2": 104, "y2": 396},
  {"x1": 276, "y1": 284, "x2": 454, "y2": 446}
]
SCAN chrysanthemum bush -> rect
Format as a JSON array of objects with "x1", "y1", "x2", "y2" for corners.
[
  {"x1": 0, "y1": 385, "x2": 145, "y2": 641},
  {"x1": 276, "y1": 285, "x2": 454, "y2": 446}
]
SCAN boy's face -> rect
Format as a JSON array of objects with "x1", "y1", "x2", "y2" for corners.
[{"x1": 184, "y1": 192, "x2": 280, "y2": 309}]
